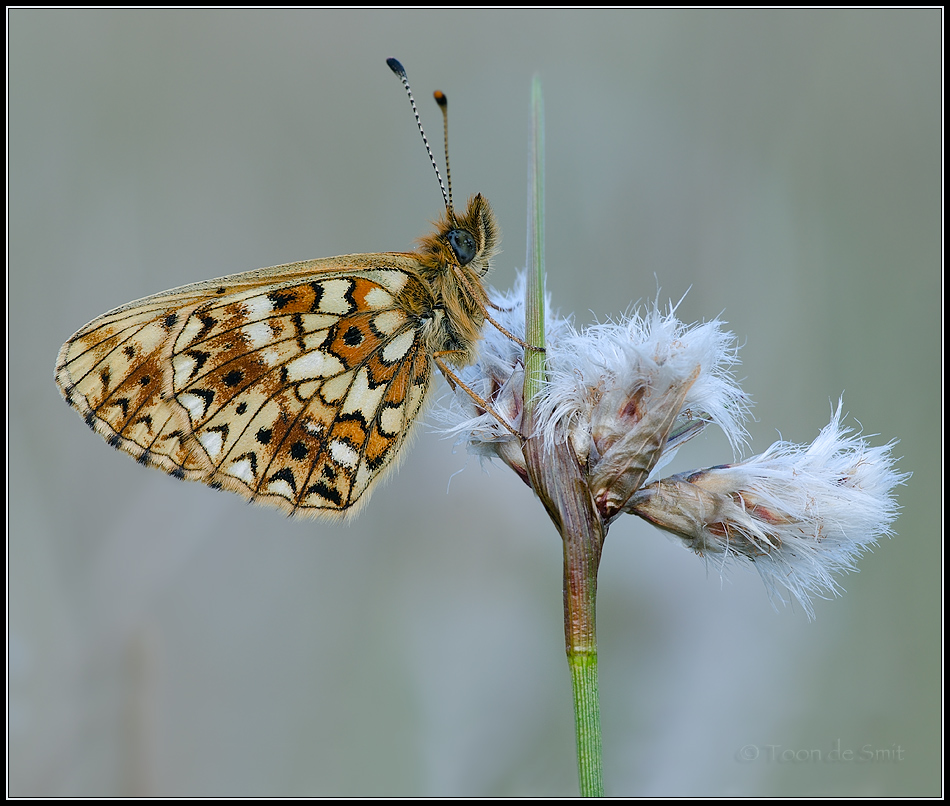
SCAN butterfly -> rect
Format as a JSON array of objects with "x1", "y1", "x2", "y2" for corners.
[{"x1": 55, "y1": 58, "x2": 513, "y2": 519}]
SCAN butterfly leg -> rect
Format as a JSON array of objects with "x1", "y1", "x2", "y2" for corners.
[
  {"x1": 433, "y1": 353, "x2": 523, "y2": 439},
  {"x1": 483, "y1": 308, "x2": 544, "y2": 354},
  {"x1": 450, "y1": 265, "x2": 545, "y2": 354}
]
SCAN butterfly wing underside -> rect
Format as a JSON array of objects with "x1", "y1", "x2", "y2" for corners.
[{"x1": 55, "y1": 256, "x2": 435, "y2": 518}]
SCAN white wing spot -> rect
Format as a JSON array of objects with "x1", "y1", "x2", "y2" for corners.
[
  {"x1": 319, "y1": 373, "x2": 351, "y2": 404},
  {"x1": 302, "y1": 328, "x2": 331, "y2": 351},
  {"x1": 330, "y1": 439, "x2": 359, "y2": 469},
  {"x1": 299, "y1": 313, "x2": 338, "y2": 331},
  {"x1": 297, "y1": 380, "x2": 321, "y2": 400},
  {"x1": 342, "y1": 367, "x2": 385, "y2": 419},
  {"x1": 372, "y1": 310, "x2": 406, "y2": 335},
  {"x1": 286, "y1": 350, "x2": 345, "y2": 381},
  {"x1": 177, "y1": 316, "x2": 206, "y2": 349},
  {"x1": 379, "y1": 404, "x2": 405, "y2": 435},
  {"x1": 226, "y1": 457, "x2": 255, "y2": 483},
  {"x1": 265, "y1": 477, "x2": 295, "y2": 500},
  {"x1": 374, "y1": 269, "x2": 408, "y2": 293},
  {"x1": 173, "y1": 353, "x2": 197, "y2": 387},
  {"x1": 364, "y1": 286, "x2": 394, "y2": 309},
  {"x1": 135, "y1": 320, "x2": 168, "y2": 353},
  {"x1": 318, "y1": 279, "x2": 354, "y2": 314},
  {"x1": 259, "y1": 347, "x2": 283, "y2": 367},
  {"x1": 178, "y1": 392, "x2": 208, "y2": 422},
  {"x1": 199, "y1": 429, "x2": 223, "y2": 459},
  {"x1": 382, "y1": 330, "x2": 416, "y2": 363},
  {"x1": 242, "y1": 294, "x2": 273, "y2": 320},
  {"x1": 242, "y1": 321, "x2": 275, "y2": 349},
  {"x1": 354, "y1": 464, "x2": 372, "y2": 497},
  {"x1": 303, "y1": 419, "x2": 324, "y2": 436}
]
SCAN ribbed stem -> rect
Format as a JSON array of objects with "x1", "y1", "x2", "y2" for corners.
[
  {"x1": 521, "y1": 73, "x2": 605, "y2": 798},
  {"x1": 569, "y1": 651, "x2": 605, "y2": 797},
  {"x1": 523, "y1": 74, "x2": 546, "y2": 406}
]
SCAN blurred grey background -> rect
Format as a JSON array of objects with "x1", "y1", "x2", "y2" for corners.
[{"x1": 9, "y1": 9, "x2": 940, "y2": 797}]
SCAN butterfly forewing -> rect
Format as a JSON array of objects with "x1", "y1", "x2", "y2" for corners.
[{"x1": 56, "y1": 256, "x2": 441, "y2": 518}]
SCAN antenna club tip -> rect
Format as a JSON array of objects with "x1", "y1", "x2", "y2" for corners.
[
  {"x1": 386, "y1": 58, "x2": 407, "y2": 78},
  {"x1": 433, "y1": 90, "x2": 448, "y2": 108}
]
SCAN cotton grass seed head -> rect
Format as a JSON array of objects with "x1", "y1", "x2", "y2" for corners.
[
  {"x1": 628, "y1": 401, "x2": 908, "y2": 618},
  {"x1": 440, "y1": 277, "x2": 907, "y2": 618}
]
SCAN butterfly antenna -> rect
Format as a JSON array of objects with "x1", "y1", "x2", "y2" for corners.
[
  {"x1": 433, "y1": 90, "x2": 454, "y2": 213},
  {"x1": 387, "y1": 58, "x2": 453, "y2": 216}
]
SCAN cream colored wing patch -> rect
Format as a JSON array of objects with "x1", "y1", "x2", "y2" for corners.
[{"x1": 55, "y1": 265, "x2": 436, "y2": 517}]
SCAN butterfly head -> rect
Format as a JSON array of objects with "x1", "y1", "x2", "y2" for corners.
[
  {"x1": 407, "y1": 193, "x2": 501, "y2": 365},
  {"x1": 417, "y1": 193, "x2": 499, "y2": 280}
]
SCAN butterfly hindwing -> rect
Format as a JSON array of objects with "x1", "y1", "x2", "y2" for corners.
[
  {"x1": 57, "y1": 189, "x2": 502, "y2": 519},
  {"x1": 56, "y1": 258, "x2": 438, "y2": 517}
]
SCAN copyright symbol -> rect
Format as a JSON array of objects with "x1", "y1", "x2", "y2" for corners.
[{"x1": 738, "y1": 744, "x2": 759, "y2": 762}]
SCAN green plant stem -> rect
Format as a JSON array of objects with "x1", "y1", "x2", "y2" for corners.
[
  {"x1": 569, "y1": 650, "x2": 605, "y2": 797},
  {"x1": 526, "y1": 431, "x2": 605, "y2": 797},
  {"x1": 521, "y1": 74, "x2": 606, "y2": 798},
  {"x1": 523, "y1": 74, "x2": 546, "y2": 405}
]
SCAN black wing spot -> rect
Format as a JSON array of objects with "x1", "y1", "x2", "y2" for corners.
[
  {"x1": 110, "y1": 398, "x2": 131, "y2": 418},
  {"x1": 343, "y1": 325, "x2": 363, "y2": 346},
  {"x1": 189, "y1": 388, "x2": 215, "y2": 414},
  {"x1": 308, "y1": 282, "x2": 324, "y2": 311},
  {"x1": 256, "y1": 427, "x2": 273, "y2": 445},
  {"x1": 343, "y1": 281, "x2": 358, "y2": 312},
  {"x1": 270, "y1": 467, "x2": 298, "y2": 495},
  {"x1": 234, "y1": 452, "x2": 258, "y2": 476},
  {"x1": 337, "y1": 410, "x2": 370, "y2": 432},
  {"x1": 197, "y1": 315, "x2": 217, "y2": 338},
  {"x1": 133, "y1": 414, "x2": 154, "y2": 432},
  {"x1": 308, "y1": 480, "x2": 342, "y2": 507},
  {"x1": 268, "y1": 290, "x2": 295, "y2": 309},
  {"x1": 207, "y1": 423, "x2": 230, "y2": 442},
  {"x1": 289, "y1": 441, "x2": 308, "y2": 460},
  {"x1": 189, "y1": 350, "x2": 210, "y2": 375}
]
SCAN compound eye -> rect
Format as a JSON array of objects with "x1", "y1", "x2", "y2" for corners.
[{"x1": 447, "y1": 229, "x2": 477, "y2": 266}]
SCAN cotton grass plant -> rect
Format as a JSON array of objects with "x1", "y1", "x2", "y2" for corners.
[{"x1": 439, "y1": 77, "x2": 908, "y2": 796}]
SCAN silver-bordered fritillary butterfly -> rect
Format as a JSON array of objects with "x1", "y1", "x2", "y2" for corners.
[{"x1": 55, "y1": 59, "x2": 503, "y2": 519}]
